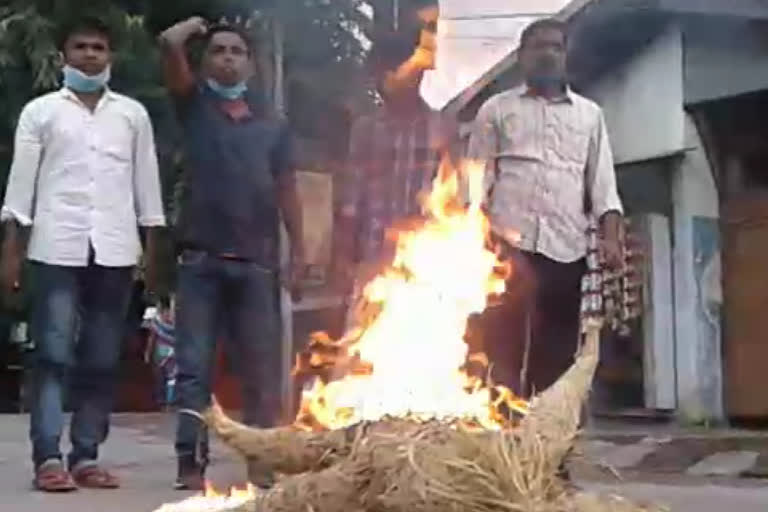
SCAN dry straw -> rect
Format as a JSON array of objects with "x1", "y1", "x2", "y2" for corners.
[{"x1": 204, "y1": 327, "x2": 669, "y2": 512}]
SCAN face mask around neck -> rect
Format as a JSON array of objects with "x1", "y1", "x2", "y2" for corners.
[
  {"x1": 62, "y1": 64, "x2": 111, "y2": 93},
  {"x1": 206, "y1": 79, "x2": 248, "y2": 100},
  {"x1": 527, "y1": 75, "x2": 567, "y2": 93}
]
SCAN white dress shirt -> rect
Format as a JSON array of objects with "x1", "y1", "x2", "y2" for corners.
[
  {"x1": 467, "y1": 86, "x2": 623, "y2": 263},
  {"x1": 1, "y1": 88, "x2": 166, "y2": 267}
]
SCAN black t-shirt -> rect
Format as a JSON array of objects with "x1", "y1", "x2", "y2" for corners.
[{"x1": 175, "y1": 85, "x2": 294, "y2": 267}]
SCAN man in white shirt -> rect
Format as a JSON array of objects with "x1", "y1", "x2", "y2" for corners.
[
  {"x1": 467, "y1": 19, "x2": 624, "y2": 397},
  {"x1": 0, "y1": 17, "x2": 165, "y2": 492}
]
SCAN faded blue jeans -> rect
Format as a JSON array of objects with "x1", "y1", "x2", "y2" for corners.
[
  {"x1": 29, "y1": 262, "x2": 133, "y2": 470},
  {"x1": 174, "y1": 250, "x2": 281, "y2": 464}
]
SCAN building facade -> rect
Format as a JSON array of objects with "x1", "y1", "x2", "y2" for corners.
[{"x1": 447, "y1": 0, "x2": 768, "y2": 424}]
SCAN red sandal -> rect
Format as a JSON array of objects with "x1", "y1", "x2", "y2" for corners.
[
  {"x1": 71, "y1": 464, "x2": 121, "y2": 489},
  {"x1": 34, "y1": 461, "x2": 77, "y2": 493}
]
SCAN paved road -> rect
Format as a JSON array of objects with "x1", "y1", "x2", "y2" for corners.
[
  {"x1": 1, "y1": 413, "x2": 767, "y2": 512},
  {"x1": 0, "y1": 414, "x2": 243, "y2": 512},
  {"x1": 586, "y1": 482, "x2": 768, "y2": 512}
]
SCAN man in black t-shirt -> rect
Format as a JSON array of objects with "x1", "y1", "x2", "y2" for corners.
[{"x1": 159, "y1": 16, "x2": 306, "y2": 491}]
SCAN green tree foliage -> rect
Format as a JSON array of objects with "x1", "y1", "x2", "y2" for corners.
[
  {"x1": 0, "y1": 0, "x2": 375, "y2": 299},
  {"x1": 0, "y1": 0, "x2": 374, "y2": 179}
]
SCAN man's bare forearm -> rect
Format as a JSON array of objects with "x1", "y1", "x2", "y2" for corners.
[
  {"x1": 158, "y1": 18, "x2": 205, "y2": 97},
  {"x1": 383, "y1": 53, "x2": 432, "y2": 96},
  {"x1": 140, "y1": 226, "x2": 162, "y2": 294},
  {"x1": 141, "y1": 226, "x2": 160, "y2": 258},
  {"x1": 600, "y1": 210, "x2": 622, "y2": 241},
  {"x1": 2, "y1": 220, "x2": 29, "y2": 258}
]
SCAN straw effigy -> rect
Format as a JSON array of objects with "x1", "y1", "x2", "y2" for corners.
[{"x1": 202, "y1": 323, "x2": 669, "y2": 512}]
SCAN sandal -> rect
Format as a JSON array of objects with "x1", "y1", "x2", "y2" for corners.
[
  {"x1": 34, "y1": 461, "x2": 77, "y2": 493},
  {"x1": 71, "y1": 463, "x2": 121, "y2": 489}
]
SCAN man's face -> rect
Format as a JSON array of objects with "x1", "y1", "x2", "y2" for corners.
[
  {"x1": 203, "y1": 31, "x2": 251, "y2": 86},
  {"x1": 63, "y1": 31, "x2": 111, "y2": 76},
  {"x1": 415, "y1": 4, "x2": 439, "y2": 26},
  {"x1": 519, "y1": 27, "x2": 567, "y2": 85}
]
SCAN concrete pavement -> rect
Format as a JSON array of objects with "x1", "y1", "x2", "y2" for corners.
[
  {"x1": 587, "y1": 482, "x2": 768, "y2": 512},
  {"x1": 1, "y1": 413, "x2": 767, "y2": 512},
  {"x1": 0, "y1": 414, "x2": 244, "y2": 512}
]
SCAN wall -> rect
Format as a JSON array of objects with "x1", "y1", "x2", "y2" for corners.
[
  {"x1": 637, "y1": 213, "x2": 676, "y2": 411},
  {"x1": 616, "y1": 159, "x2": 674, "y2": 218},
  {"x1": 581, "y1": 23, "x2": 724, "y2": 421},
  {"x1": 422, "y1": 0, "x2": 572, "y2": 109},
  {"x1": 684, "y1": 17, "x2": 768, "y2": 105},
  {"x1": 582, "y1": 24, "x2": 686, "y2": 165},
  {"x1": 671, "y1": 113, "x2": 724, "y2": 423}
]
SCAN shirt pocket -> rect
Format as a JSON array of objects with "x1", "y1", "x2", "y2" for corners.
[
  {"x1": 101, "y1": 145, "x2": 131, "y2": 163},
  {"x1": 549, "y1": 111, "x2": 591, "y2": 165},
  {"x1": 94, "y1": 123, "x2": 134, "y2": 168},
  {"x1": 499, "y1": 111, "x2": 540, "y2": 160}
]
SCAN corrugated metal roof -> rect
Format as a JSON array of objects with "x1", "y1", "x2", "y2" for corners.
[{"x1": 422, "y1": 0, "x2": 584, "y2": 109}]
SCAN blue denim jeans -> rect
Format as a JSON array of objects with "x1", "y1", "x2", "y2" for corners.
[
  {"x1": 29, "y1": 262, "x2": 133, "y2": 469},
  {"x1": 174, "y1": 250, "x2": 281, "y2": 463}
]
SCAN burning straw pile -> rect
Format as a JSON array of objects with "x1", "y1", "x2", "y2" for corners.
[
  {"x1": 202, "y1": 325, "x2": 664, "y2": 512},
  {"x1": 156, "y1": 161, "x2": 667, "y2": 512}
]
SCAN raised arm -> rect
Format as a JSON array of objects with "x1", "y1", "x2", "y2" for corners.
[{"x1": 158, "y1": 17, "x2": 208, "y2": 98}]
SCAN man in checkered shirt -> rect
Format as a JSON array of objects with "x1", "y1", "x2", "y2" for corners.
[
  {"x1": 333, "y1": 2, "x2": 453, "y2": 312},
  {"x1": 467, "y1": 19, "x2": 625, "y2": 397}
]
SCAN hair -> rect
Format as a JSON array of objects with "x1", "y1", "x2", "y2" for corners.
[
  {"x1": 203, "y1": 23, "x2": 253, "y2": 54},
  {"x1": 57, "y1": 15, "x2": 113, "y2": 51},
  {"x1": 519, "y1": 18, "x2": 568, "y2": 49},
  {"x1": 368, "y1": 29, "x2": 418, "y2": 77}
]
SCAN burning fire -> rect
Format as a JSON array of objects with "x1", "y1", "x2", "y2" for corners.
[
  {"x1": 153, "y1": 483, "x2": 257, "y2": 512},
  {"x1": 294, "y1": 159, "x2": 528, "y2": 431},
  {"x1": 152, "y1": 159, "x2": 528, "y2": 512}
]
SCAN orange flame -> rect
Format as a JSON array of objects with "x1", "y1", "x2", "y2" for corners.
[
  {"x1": 294, "y1": 159, "x2": 528, "y2": 431},
  {"x1": 151, "y1": 161, "x2": 527, "y2": 512},
  {"x1": 153, "y1": 482, "x2": 258, "y2": 512}
]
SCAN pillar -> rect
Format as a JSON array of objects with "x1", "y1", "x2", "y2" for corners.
[{"x1": 671, "y1": 113, "x2": 724, "y2": 423}]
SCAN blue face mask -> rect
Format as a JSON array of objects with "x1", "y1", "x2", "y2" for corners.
[
  {"x1": 62, "y1": 64, "x2": 111, "y2": 93},
  {"x1": 206, "y1": 79, "x2": 248, "y2": 100}
]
